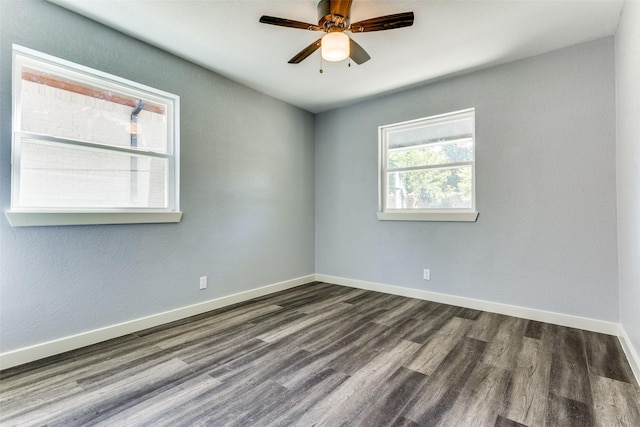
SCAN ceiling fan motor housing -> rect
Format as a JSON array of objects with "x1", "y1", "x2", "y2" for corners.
[{"x1": 318, "y1": 0, "x2": 350, "y2": 31}]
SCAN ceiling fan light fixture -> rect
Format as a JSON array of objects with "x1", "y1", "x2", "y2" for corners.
[
  {"x1": 260, "y1": 2, "x2": 414, "y2": 65},
  {"x1": 321, "y1": 31, "x2": 349, "y2": 62}
]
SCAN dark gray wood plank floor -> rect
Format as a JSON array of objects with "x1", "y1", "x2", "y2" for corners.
[{"x1": 1, "y1": 282, "x2": 639, "y2": 426}]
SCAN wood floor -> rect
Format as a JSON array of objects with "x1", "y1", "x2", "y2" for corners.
[{"x1": 1, "y1": 282, "x2": 639, "y2": 426}]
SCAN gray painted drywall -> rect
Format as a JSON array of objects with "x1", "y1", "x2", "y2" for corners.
[
  {"x1": 616, "y1": 1, "x2": 640, "y2": 357},
  {"x1": 0, "y1": 0, "x2": 315, "y2": 353},
  {"x1": 316, "y1": 37, "x2": 618, "y2": 322},
  {"x1": 0, "y1": 0, "x2": 626, "y2": 360}
]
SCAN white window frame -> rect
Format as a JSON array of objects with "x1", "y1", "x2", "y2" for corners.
[
  {"x1": 5, "y1": 45, "x2": 182, "y2": 227},
  {"x1": 377, "y1": 108, "x2": 478, "y2": 222}
]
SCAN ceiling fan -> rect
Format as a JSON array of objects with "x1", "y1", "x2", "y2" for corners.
[{"x1": 259, "y1": 0, "x2": 414, "y2": 65}]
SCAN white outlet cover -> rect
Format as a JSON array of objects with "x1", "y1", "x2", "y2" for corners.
[{"x1": 423, "y1": 269, "x2": 431, "y2": 280}]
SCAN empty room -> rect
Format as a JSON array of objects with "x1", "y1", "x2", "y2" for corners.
[{"x1": 1, "y1": 0, "x2": 639, "y2": 425}]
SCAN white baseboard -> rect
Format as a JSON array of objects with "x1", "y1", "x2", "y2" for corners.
[
  {"x1": 0, "y1": 274, "x2": 314, "y2": 370},
  {"x1": 4, "y1": 272, "x2": 636, "y2": 379},
  {"x1": 618, "y1": 325, "x2": 640, "y2": 385},
  {"x1": 315, "y1": 274, "x2": 620, "y2": 335}
]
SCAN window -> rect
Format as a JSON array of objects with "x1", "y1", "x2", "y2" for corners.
[
  {"x1": 6, "y1": 45, "x2": 181, "y2": 227},
  {"x1": 378, "y1": 108, "x2": 478, "y2": 222}
]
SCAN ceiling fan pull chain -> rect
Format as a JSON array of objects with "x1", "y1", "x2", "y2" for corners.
[{"x1": 319, "y1": 54, "x2": 324, "y2": 73}]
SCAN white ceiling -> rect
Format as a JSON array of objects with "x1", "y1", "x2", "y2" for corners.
[{"x1": 50, "y1": 0, "x2": 624, "y2": 113}]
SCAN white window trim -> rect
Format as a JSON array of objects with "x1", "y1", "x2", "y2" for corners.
[
  {"x1": 377, "y1": 108, "x2": 478, "y2": 222},
  {"x1": 5, "y1": 211, "x2": 183, "y2": 227},
  {"x1": 6, "y1": 45, "x2": 182, "y2": 227},
  {"x1": 376, "y1": 211, "x2": 478, "y2": 222}
]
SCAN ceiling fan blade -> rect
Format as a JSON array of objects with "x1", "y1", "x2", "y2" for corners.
[
  {"x1": 259, "y1": 15, "x2": 320, "y2": 31},
  {"x1": 330, "y1": 0, "x2": 353, "y2": 20},
  {"x1": 349, "y1": 38, "x2": 371, "y2": 65},
  {"x1": 288, "y1": 38, "x2": 322, "y2": 64},
  {"x1": 350, "y1": 12, "x2": 414, "y2": 33}
]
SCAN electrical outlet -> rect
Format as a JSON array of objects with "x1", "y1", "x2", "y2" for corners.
[
  {"x1": 199, "y1": 276, "x2": 207, "y2": 290},
  {"x1": 423, "y1": 269, "x2": 431, "y2": 280}
]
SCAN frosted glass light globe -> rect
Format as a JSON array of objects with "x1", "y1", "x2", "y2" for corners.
[{"x1": 321, "y1": 32, "x2": 349, "y2": 62}]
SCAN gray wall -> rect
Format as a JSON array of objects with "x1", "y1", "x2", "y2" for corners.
[
  {"x1": 0, "y1": 0, "x2": 315, "y2": 353},
  {"x1": 0, "y1": 0, "x2": 625, "y2": 358},
  {"x1": 316, "y1": 37, "x2": 618, "y2": 322},
  {"x1": 616, "y1": 1, "x2": 640, "y2": 358}
]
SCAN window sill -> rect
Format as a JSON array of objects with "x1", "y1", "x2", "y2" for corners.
[
  {"x1": 5, "y1": 210, "x2": 183, "y2": 227},
  {"x1": 377, "y1": 211, "x2": 479, "y2": 222}
]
